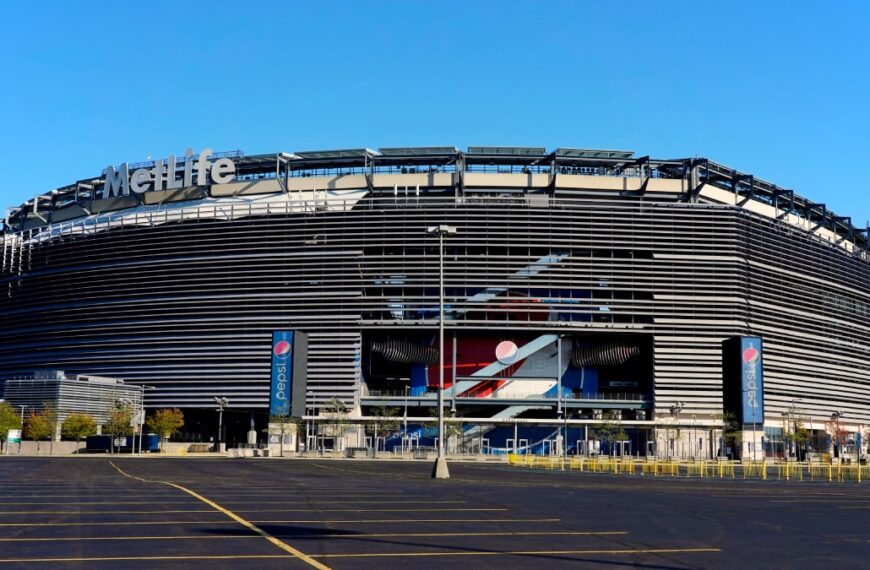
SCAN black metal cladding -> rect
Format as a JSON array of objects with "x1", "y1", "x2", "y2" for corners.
[{"x1": 1, "y1": 173, "x2": 869, "y2": 423}]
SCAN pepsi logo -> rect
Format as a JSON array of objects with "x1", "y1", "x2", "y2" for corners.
[
  {"x1": 495, "y1": 340, "x2": 519, "y2": 365},
  {"x1": 742, "y1": 346, "x2": 759, "y2": 365},
  {"x1": 273, "y1": 340, "x2": 292, "y2": 359}
]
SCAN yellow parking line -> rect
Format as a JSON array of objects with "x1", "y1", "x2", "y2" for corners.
[
  {"x1": 0, "y1": 530, "x2": 625, "y2": 542},
  {"x1": 239, "y1": 508, "x2": 507, "y2": 513},
  {"x1": 0, "y1": 555, "x2": 291, "y2": 564},
  {"x1": 251, "y1": 518, "x2": 562, "y2": 525},
  {"x1": 0, "y1": 517, "x2": 560, "y2": 528},
  {"x1": 315, "y1": 547, "x2": 722, "y2": 559},
  {"x1": 108, "y1": 461, "x2": 329, "y2": 570},
  {"x1": 0, "y1": 510, "x2": 218, "y2": 515},
  {"x1": 0, "y1": 507, "x2": 503, "y2": 515},
  {"x1": 0, "y1": 499, "x2": 464, "y2": 506}
]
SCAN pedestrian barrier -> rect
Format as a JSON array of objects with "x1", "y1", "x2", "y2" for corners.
[
  {"x1": 808, "y1": 463, "x2": 833, "y2": 482},
  {"x1": 569, "y1": 457, "x2": 586, "y2": 471},
  {"x1": 685, "y1": 461, "x2": 707, "y2": 477},
  {"x1": 743, "y1": 461, "x2": 767, "y2": 480},
  {"x1": 507, "y1": 455, "x2": 865, "y2": 484},
  {"x1": 776, "y1": 462, "x2": 803, "y2": 481}
]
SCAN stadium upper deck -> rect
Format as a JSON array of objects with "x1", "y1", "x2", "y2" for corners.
[{"x1": 4, "y1": 146, "x2": 869, "y2": 259}]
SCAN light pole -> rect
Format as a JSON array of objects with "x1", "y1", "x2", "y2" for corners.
[
  {"x1": 831, "y1": 410, "x2": 846, "y2": 460},
  {"x1": 137, "y1": 385, "x2": 155, "y2": 455},
  {"x1": 669, "y1": 402, "x2": 683, "y2": 459},
  {"x1": 306, "y1": 390, "x2": 314, "y2": 453},
  {"x1": 18, "y1": 405, "x2": 26, "y2": 455},
  {"x1": 427, "y1": 223, "x2": 456, "y2": 479},
  {"x1": 214, "y1": 396, "x2": 229, "y2": 452},
  {"x1": 403, "y1": 385, "x2": 409, "y2": 451}
]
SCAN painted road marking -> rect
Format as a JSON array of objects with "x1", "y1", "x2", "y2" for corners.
[
  {"x1": 0, "y1": 530, "x2": 626, "y2": 542},
  {"x1": 0, "y1": 547, "x2": 720, "y2": 564},
  {"x1": 108, "y1": 461, "x2": 329, "y2": 570},
  {"x1": 0, "y1": 517, "x2": 561, "y2": 528},
  {"x1": 0, "y1": 507, "x2": 499, "y2": 515},
  {"x1": 0, "y1": 507, "x2": 504, "y2": 516},
  {"x1": 0, "y1": 499, "x2": 466, "y2": 506},
  {"x1": 0, "y1": 555, "x2": 293, "y2": 564},
  {"x1": 0, "y1": 510, "x2": 220, "y2": 515},
  {"x1": 771, "y1": 499, "x2": 870, "y2": 504},
  {"x1": 313, "y1": 547, "x2": 722, "y2": 559}
]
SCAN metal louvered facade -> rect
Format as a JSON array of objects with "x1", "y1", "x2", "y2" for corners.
[{"x1": 1, "y1": 147, "x2": 868, "y2": 432}]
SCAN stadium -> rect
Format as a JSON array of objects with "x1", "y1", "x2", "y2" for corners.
[{"x1": 1, "y1": 146, "x2": 868, "y2": 459}]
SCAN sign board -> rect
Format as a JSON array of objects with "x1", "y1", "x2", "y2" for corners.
[
  {"x1": 269, "y1": 330, "x2": 309, "y2": 417},
  {"x1": 722, "y1": 336, "x2": 765, "y2": 427},
  {"x1": 739, "y1": 337, "x2": 764, "y2": 425},
  {"x1": 131, "y1": 410, "x2": 144, "y2": 427},
  {"x1": 101, "y1": 148, "x2": 237, "y2": 199},
  {"x1": 7, "y1": 429, "x2": 21, "y2": 444},
  {"x1": 270, "y1": 331, "x2": 295, "y2": 416}
]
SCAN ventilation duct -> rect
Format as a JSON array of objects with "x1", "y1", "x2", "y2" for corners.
[
  {"x1": 570, "y1": 343, "x2": 640, "y2": 368},
  {"x1": 371, "y1": 339, "x2": 439, "y2": 366}
]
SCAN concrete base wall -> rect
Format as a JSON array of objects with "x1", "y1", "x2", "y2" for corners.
[{"x1": 3, "y1": 441, "x2": 83, "y2": 455}]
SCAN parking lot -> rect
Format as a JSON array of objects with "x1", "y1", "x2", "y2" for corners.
[{"x1": 0, "y1": 458, "x2": 867, "y2": 569}]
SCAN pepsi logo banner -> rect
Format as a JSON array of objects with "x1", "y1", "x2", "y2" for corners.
[
  {"x1": 270, "y1": 331, "x2": 294, "y2": 416},
  {"x1": 740, "y1": 336, "x2": 764, "y2": 425}
]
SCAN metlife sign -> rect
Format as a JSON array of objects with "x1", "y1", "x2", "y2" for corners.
[{"x1": 101, "y1": 148, "x2": 236, "y2": 199}]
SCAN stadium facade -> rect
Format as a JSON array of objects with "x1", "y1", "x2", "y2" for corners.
[{"x1": 2, "y1": 146, "x2": 868, "y2": 458}]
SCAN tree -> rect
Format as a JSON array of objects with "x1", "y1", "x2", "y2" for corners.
[
  {"x1": 0, "y1": 402, "x2": 23, "y2": 454},
  {"x1": 145, "y1": 408, "x2": 185, "y2": 452},
  {"x1": 368, "y1": 406, "x2": 401, "y2": 439},
  {"x1": 322, "y1": 398, "x2": 351, "y2": 452},
  {"x1": 105, "y1": 402, "x2": 134, "y2": 454},
  {"x1": 826, "y1": 416, "x2": 849, "y2": 459},
  {"x1": 423, "y1": 408, "x2": 464, "y2": 453},
  {"x1": 267, "y1": 414, "x2": 302, "y2": 456},
  {"x1": 592, "y1": 420, "x2": 628, "y2": 456},
  {"x1": 715, "y1": 411, "x2": 742, "y2": 459},
  {"x1": 24, "y1": 406, "x2": 56, "y2": 454},
  {"x1": 366, "y1": 406, "x2": 401, "y2": 456},
  {"x1": 783, "y1": 414, "x2": 811, "y2": 461},
  {"x1": 61, "y1": 413, "x2": 97, "y2": 452}
]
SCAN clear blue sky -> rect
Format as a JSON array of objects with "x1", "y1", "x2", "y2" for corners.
[{"x1": 2, "y1": 1, "x2": 869, "y2": 226}]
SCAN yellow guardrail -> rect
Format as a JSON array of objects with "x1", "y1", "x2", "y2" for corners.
[
  {"x1": 808, "y1": 463, "x2": 834, "y2": 482},
  {"x1": 508, "y1": 454, "x2": 867, "y2": 483},
  {"x1": 775, "y1": 462, "x2": 803, "y2": 481},
  {"x1": 743, "y1": 461, "x2": 767, "y2": 480},
  {"x1": 685, "y1": 460, "x2": 706, "y2": 478}
]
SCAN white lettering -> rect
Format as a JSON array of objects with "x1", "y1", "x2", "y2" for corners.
[
  {"x1": 182, "y1": 148, "x2": 194, "y2": 187},
  {"x1": 211, "y1": 157, "x2": 236, "y2": 184},
  {"x1": 165, "y1": 154, "x2": 182, "y2": 190},
  {"x1": 152, "y1": 160, "x2": 165, "y2": 192},
  {"x1": 130, "y1": 169, "x2": 151, "y2": 193},
  {"x1": 197, "y1": 148, "x2": 212, "y2": 185},
  {"x1": 101, "y1": 148, "x2": 235, "y2": 198},
  {"x1": 101, "y1": 164, "x2": 129, "y2": 198}
]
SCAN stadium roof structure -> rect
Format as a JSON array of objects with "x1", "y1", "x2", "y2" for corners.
[{"x1": 3, "y1": 146, "x2": 868, "y2": 252}]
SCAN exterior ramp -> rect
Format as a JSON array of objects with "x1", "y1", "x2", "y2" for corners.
[{"x1": 461, "y1": 404, "x2": 549, "y2": 443}]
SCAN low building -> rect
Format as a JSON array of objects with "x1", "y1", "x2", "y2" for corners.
[{"x1": 1, "y1": 370, "x2": 143, "y2": 440}]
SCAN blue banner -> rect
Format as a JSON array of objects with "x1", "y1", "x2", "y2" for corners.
[
  {"x1": 270, "y1": 331, "x2": 294, "y2": 416},
  {"x1": 740, "y1": 336, "x2": 764, "y2": 425}
]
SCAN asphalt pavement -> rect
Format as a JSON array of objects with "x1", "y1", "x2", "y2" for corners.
[{"x1": 0, "y1": 457, "x2": 867, "y2": 569}]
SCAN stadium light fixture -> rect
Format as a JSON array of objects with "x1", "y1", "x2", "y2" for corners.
[
  {"x1": 214, "y1": 396, "x2": 229, "y2": 452},
  {"x1": 427, "y1": 224, "x2": 457, "y2": 479},
  {"x1": 136, "y1": 385, "x2": 156, "y2": 454}
]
